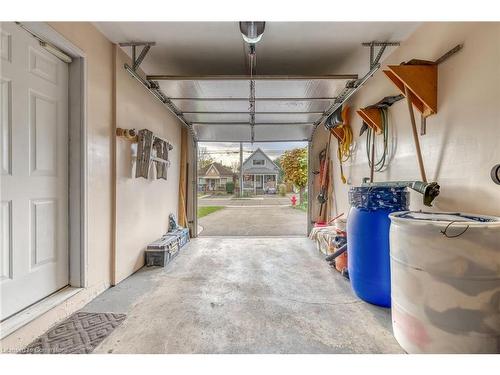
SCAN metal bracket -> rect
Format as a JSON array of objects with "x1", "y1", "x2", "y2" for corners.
[
  {"x1": 119, "y1": 41, "x2": 156, "y2": 71},
  {"x1": 309, "y1": 41, "x2": 400, "y2": 141},
  {"x1": 362, "y1": 41, "x2": 400, "y2": 70}
]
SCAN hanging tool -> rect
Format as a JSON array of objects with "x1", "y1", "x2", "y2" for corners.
[
  {"x1": 405, "y1": 86, "x2": 427, "y2": 182},
  {"x1": 328, "y1": 212, "x2": 344, "y2": 225},
  {"x1": 365, "y1": 107, "x2": 389, "y2": 177},
  {"x1": 359, "y1": 94, "x2": 402, "y2": 177},
  {"x1": 325, "y1": 106, "x2": 352, "y2": 184},
  {"x1": 369, "y1": 126, "x2": 376, "y2": 182},
  {"x1": 317, "y1": 132, "x2": 333, "y2": 220}
]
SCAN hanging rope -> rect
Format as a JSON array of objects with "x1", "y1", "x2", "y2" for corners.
[
  {"x1": 366, "y1": 107, "x2": 389, "y2": 172},
  {"x1": 336, "y1": 106, "x2": 353, "y2": 184},
  {"x1": 337, "y1": 123, "x2": 353, "y2": 163}
]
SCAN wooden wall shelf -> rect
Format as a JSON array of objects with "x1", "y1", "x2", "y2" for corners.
[
  {"x1": 330, "y1": 126, "x2": 345, "y2": 142},
  {"x1": 383, "y1": 64, "x2": 437, "y2": 117},
  {"x1": 357, "y1": 108, "x2": 383, "y2": 134}
]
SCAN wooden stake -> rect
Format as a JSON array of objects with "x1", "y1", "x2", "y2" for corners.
[
  {"x1": 405, "y1": 85, "x2": 427, "y2": 182},
  {"x1": 370, "y1": 128, "x2": 375, "y2": 182},
  {"x1": 178, "y1": 128, "x2": 188, "y2": 227}
]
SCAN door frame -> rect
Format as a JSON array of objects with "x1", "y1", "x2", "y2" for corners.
[
  {"x1": 14, "y1": 23, "x2": 88, "y2": 288},
  {"x1": 192, "y1": 140, "x2": 198, "y2": 237},
  {"x1": 307, "y1": 141, "x2": 313, "y2": 234}
]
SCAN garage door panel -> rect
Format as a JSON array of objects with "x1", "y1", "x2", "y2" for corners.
[
  {"x1": 172, "y1": 99, "x2": 250, "y2": 113},
  {"x1": 159, "y1": 78, "x2": 349, "y2": 99},
  {"x1": 173, "y1": 99, "x2": 332, "y2": 114},
  {"x1": 255, "y1": 113, "x2": 319, "y2": 123},
  {"x1": 254, "y1": 79, "x2": 347, "y2": 98},
  {"x1": 255, "y1": 100, "x2": 331, "y2": 112},
  {"x1": 157, "y1": 77, "x2": 351, "y2": 142},
  {"x1": 194, "y1": 124, "x2": 250, "y2": 142},
  {"x1": 159, "y1": 80, "x2": 249, "y2": 98},
  {"x1": 185, "y1": 112, "x2": 250, "y2": 123},
  {"x1": 254, "y1": 124, "x2": 312, "y2": 141}
]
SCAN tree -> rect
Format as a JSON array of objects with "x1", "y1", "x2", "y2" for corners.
[
  {"x1": 273, "y1": 156, "x2": 285, "y2": 183},
  {"x1": 280, "y1": 147, "x2": 308, "y2": 204},
  {"x1": 198, "y1": 147, "x2": 215, "y2": 169}
]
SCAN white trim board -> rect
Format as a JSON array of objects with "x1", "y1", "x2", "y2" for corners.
[{"x1": 0, "y1": 287, "x2": 83, "y2": 340}]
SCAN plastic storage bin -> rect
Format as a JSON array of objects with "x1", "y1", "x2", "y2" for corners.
[
  {"x1": 389, "y1": 211, "x2": 500, "y2": 353},
  {"x1": 347, "y1": 186, "x2": 409, "y2": 307}
]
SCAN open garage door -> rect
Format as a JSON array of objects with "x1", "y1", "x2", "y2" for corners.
[
  {"x1": 196, "y1": 141, "x2": 309, "y2": 237},
  {"x1": 149, "y1": 75, "x2": 356, "y2": 143}
]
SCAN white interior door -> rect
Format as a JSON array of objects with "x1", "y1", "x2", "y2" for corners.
[{"x1": 1, "y1": 22, "x2": 69, "y2": 320}]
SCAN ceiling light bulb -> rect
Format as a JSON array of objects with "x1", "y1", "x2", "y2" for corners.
[{"x1": 239, "y1": 22, "x2": 266, "y2": 44}]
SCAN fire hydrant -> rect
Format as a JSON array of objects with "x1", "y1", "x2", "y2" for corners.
[{"x1": 290, "y1": 195, "x2": 297, "y2": 206}]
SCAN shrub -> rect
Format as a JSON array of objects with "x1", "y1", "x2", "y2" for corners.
[
  {"x1": 279, "y1": 183, "x2": 287, "y2": 197},
  {"x1": 226, "y1": 182, "x2": 235, "y2": 194}
]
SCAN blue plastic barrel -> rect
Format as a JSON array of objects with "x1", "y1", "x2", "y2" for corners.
[{"x1": 347, "y1": 186, "x2": 409, "y2": 307}]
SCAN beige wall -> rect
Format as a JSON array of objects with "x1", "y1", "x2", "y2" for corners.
[
  {"x1": 114, "y1": 48, "x2": 181, "y2": 284},
  {"x1": 312, "y1": 22, "x2": 500, "y2": 218},
  {"x1": 49, "y1": 22, "x2": 115, "y2": 290}
]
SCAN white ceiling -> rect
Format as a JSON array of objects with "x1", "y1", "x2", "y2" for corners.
[
  {"x1": 94, "y1": 22, "x2": 420, "y2": 76},
  {"x1": 94, "y1": 22, "x2": 420, "y2": 142}
]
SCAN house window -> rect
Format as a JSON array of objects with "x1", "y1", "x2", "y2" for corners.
[{"x1": 253, "y1": 159, "x2": 265, "y2": 166}]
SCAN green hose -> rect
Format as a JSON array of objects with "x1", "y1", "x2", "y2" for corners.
[{"x1": 366, "y1": 107, "x2": 389, "y2": 172}]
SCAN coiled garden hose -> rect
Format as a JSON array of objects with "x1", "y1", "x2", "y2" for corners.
[{"x1": 366, "y1": 107, "x2": 389, "y2": 172}]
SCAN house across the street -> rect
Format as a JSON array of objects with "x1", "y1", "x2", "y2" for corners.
[
  {"x1": 242, "y1": 148, "x2": 280, "y2": 195},
  {"x1": 198, "y1": 162, "x2": 235, "y2": 192}
]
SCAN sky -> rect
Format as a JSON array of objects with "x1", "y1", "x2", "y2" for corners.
[{"x1": 198, "y1": 141, "x2": 308, "y2": 167}]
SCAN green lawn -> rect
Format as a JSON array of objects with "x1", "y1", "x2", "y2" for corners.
[
  {"x1": 197, "y1": 206, "x2": 224, "y2": 218},
  {"x1": 294, "y1": 199, "x2": 308, "y2": 212}
]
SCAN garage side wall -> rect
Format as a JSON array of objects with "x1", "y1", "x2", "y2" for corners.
[
  {"x1": 113, "y1": 47, "x2": 181, "y2": 284},
  {"x1": 312, "y1": 22, "x2": 500, "y2": 218}
]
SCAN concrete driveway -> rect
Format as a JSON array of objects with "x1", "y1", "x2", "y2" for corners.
[
  {"x1": 198, "y1": 194, "x2": 307, "y2": 236},
  {"x1": 198, "y1": 194, "x2": 293, "y2": 207}
]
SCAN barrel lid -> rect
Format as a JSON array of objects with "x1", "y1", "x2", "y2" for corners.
[{"x1": 389, "y1": 211, "x2": 500, "y2": 226}]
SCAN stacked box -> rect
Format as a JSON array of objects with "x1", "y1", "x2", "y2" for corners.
[
  {"x1": 145, "y1": 234, "x2": 179, "y2": 267},
  {"x1": 171, "y1": 228, "x2": 190, "y2": 248},
  {"x1": 145, "y1": 229, "x2": 189, "y2": 267}
]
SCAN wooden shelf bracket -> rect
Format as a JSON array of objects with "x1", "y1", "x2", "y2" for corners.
[
  {"x1": 357, "y1": 108, "x2": 383, "y2": 134},
  {"x1": 383, "y1": 44, "x2": 463, "y2": 135},
  {"x1": 383, "y1": 64, "x2": 437, "y2": 118}
]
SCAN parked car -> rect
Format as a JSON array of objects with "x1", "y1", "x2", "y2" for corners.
[{"x1": 265, "y1": 187, "x2": 277, "y2": 194}]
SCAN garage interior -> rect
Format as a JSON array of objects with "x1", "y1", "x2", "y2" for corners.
[{"x1": 0, "y1": 18, "x2": 499, "y2": 356}]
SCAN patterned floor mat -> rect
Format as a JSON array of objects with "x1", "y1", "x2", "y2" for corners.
[{"x1": 20, "y1": 312, "x2": 126, "y2": 354}]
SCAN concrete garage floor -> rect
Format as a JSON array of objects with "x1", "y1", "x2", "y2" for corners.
[{"x1": 83, "y1": 237, "x2": 403, "y2": 353}]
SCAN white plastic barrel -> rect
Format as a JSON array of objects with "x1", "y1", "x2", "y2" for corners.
[{"x1": 389, "y1": 211, "x2": 500, "y2": 353}]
